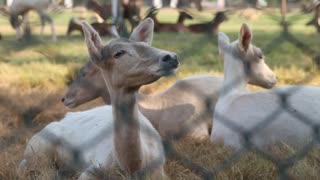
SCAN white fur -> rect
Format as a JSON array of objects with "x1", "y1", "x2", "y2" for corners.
[
  {"x1": 211, "y1": 29, "x2": 320, "y2": 149},
  {"x1": 10, "y1": 0, "x2": 57, "y2": 41},
  {"x1": 19, "y1": 105, "x2": 164, "y2": 179}
]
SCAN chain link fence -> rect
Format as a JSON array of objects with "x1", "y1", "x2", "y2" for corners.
[{"x1": 0, "y1": 1, "x2": 320, "y2": 179}]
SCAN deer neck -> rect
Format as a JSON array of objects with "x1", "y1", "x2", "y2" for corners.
[
  {"x1": 210, "y1": 18, "x2": 223, "y2": 29},
  {"x1": 100, "y1": 88, "x2": 111, "y2": 104},
  {"x1": 221, "y1": 47, "x2": 248, "y2": 99},
  {"x1": 110, "y1": 89, "x2": 142, "y2": 172},
  {"x1": 177, "y1": 15, "x2": 185, "y2": 24}
]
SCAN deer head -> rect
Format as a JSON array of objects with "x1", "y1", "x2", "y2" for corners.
[
  {"x1": 62, "y1": 61, "x2": 110, "y2": 108},
  {"x1": 177, "y1": 10, "x2": 193, "y2": 23},
  {"x1": 218, "y1": 23, "x2": 277, "y2": 89},
  {"x1": 213, "y1": 11, "x2": 228, "y2": 24},
  {"x1": 81, "y1": 18, "x2": 179, "y2": 95}
]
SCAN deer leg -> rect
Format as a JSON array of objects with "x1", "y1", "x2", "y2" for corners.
[
  {"x1": 14, "y1": 14, "x2": 28, "y2": 40},
  {"x1": 111, "y1": 0, "x2": 120, "y2": 37},
  {"x1": 39, "y1": 14, "x2": 46, "y2": 40},
  {"x1": 24, "y1": 13, "x2": 29, "y2": 27},
  {"x1": 194, "y1": 0, "x2": 203, "y2": 11},
  {"x1": 16, "y1": 25, "x2": 22, "y2": 40},
  {"x1": 48, "y1": 16, "x2": 57, "y2": 41},
  {"x1": 170, "y1": 0, "x2": 178, "y2": 8},
  {"x1": 153, "y1": 0, "x2": 162, "y2": 8},
  {"x1": 23, "y1": 14, "x2": 32, "y2": 40},
  {"x1": 39, "y1": 11, "x2": 57, "y2": 41},
  {"x1": 47, "y1": 15, "x2": 57, "y2": 41}
]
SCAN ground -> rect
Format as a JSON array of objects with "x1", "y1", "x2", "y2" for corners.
[{"x1": 0, "y1": 7, "x2": 319, "y2": 180}]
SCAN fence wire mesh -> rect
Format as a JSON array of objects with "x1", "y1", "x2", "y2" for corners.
[{"x1": 0, "y1": 1, "x2": 320, "y2": 180}]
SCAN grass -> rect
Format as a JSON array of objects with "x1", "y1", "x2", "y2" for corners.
[{"x1": 0, "y1": 6, "x2": 319, "y2": 179}]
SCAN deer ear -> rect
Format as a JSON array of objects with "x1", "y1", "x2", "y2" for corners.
[
  {"x1": 218, "y1": 32, "x2": 230, "y2": 56},
  {"x1": 81, "y1": 21, "x2": 104, "y2": 64},
  {"x1": 238, "y1": 23, "x2": 252, "y2": 52},
  {"x1": 130, "y1": 18, "x2": 154, "y2": 45}
]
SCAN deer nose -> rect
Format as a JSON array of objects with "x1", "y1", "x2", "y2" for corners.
[
  {"x1": 160, "y1": 54, "x2": 179, "y2": 68},
  {"x1": 272, "y1": 75, "x2": 278, "y2": 85},
  {"x1": 266, "y1": 75, "x2": 278, "y2": 89},
  {"x1": 61, "y1": 97, "x2": 65, "y2": 102}
]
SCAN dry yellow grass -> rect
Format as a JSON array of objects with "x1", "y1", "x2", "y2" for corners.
[{"x1": 0, "y1": 88, "x2": 319, "y2": 179}]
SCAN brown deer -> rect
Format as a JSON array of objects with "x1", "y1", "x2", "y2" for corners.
[
  {"x1": 4, "y1": 0, "x2": 58, "y2": 41},
  {"x1": 306, "y1": 1, "x2": 320, "y2": 33},
  {"x1": 86, "y1": 0, "x2": 142, "y2": 32},
  {"x1": 81, "y1": 18, "x2": 178, "y2": 178},
  {"x1": 86, "y1": 0, "x2": 112, "y2": 21},
  {"x1": 188, "y1": 11, "x2": 228, "y2": 37},
  {"x1": 66, "y1": 17, "x2": 113, "y2": 37},
  {"x1": 145, "y1": 8, "x2": 193, "y2": 33}
]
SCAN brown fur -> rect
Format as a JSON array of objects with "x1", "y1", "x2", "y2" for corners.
[
  {"x1": 306, "y1": 2, "x2": 320, "y2": 33},
  {"x1": 81, "y1": 18, "x2": 175, "y2": 178},
  {"x1": 145, "y1": 8, "x2": 193, "y2": 33},
  {"x1": 86, "y1": 0, "x2": 142, "y2": 31},
  {"x1": 66, "y1": 18, "x2": 113, "y2": 36}
]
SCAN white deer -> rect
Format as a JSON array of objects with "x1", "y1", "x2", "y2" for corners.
[
  {"x1": 19, "y1": 18, "x2": 175, "y2": 179},
  {"x1": 211, "y1": 23, "x2": 320, "y2": 149},
  {"x1": 8, "y1": 0, "x2": 58, "y2": 41}
]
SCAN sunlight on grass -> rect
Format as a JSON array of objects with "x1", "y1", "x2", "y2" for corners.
[
  {"x1": 0, "y1": 9, "x2": 319, "y2": 93},
  {"x1": 0, "y1": 62, "x2": 69, "y2": 89}
]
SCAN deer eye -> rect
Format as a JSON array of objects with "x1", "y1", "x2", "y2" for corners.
[
  {"x1": 113, "y1": 50, "x2": 126, "y2": 58},
  {"x1": 257, "y1": 52, "x2": 263, "y2": 60}
]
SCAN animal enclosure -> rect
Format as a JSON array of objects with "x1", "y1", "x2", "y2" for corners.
[{"x1": 0, "y1": 4, "x2": 320, "y2": 180}]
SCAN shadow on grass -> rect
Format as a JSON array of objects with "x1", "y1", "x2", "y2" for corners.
[{"x1": 0, "y1": 35, "x2": 89, "y2": 65}]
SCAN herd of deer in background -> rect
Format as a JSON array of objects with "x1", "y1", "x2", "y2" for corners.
[
  {"x1": 67, "y1": 0, "x2": 228, "y2": 38},
  {"x1": 0, "y1": 0, "x2": 228, "y2": 41},
  {"x1": 0, "y1": 0, "x2": 319, "y2": 40}
]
